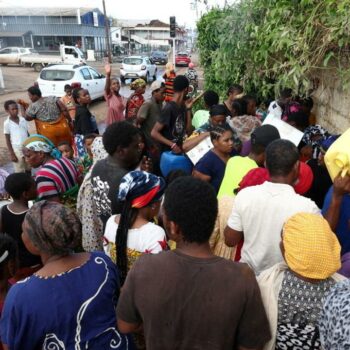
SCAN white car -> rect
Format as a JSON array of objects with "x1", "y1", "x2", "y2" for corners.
[
  {"x1": 120, "y1": 56, "x2": 157, "y2": 83},
  {"x1": 37, "y1": 64, "x2": 106, "y2": 100},
  {"x1": 0, "y1": 47, "x2": 38, "y2": 65}
]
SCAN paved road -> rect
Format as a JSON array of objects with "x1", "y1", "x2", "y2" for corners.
[{"x1": 0, "y1": 59, "x2": 199, "y2": 167}]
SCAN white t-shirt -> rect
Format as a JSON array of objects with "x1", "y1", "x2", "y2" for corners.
[
  {"x1": 267, "y1": 101, "x2": 283, "y2": 119},
  {"x1": 3, "y1": 116, "x2": 29, "y2": 148},
  {"x1": 227, "y1": 182, "x2": 320, "y2": 275},
  {"x1": 103, "y1": 215, "x2": 167, "y2": 261}
]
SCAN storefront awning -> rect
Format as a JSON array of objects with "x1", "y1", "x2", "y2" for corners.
[{"x1": 0, "y1": 31, "x2": 31, "y2": 38}]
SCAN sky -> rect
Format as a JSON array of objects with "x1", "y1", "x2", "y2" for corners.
[{"x1": 1, "y1": 0, "x2": 229, "y2": 28}]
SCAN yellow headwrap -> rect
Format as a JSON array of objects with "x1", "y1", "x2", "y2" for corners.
[
  {"x1": 283, "y1": 213, "x2": 341, "y2": 279},
  {"x1": 130, "y1": 78, "x2": 146, "y2": 91}
]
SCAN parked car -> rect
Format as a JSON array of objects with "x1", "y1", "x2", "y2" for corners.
[
  {"x1": 37, "y1": 64, "x2": 106, "y2": 100},
  {"x1": 0, "y1": 47, "x2": 38, "y2": 65},
  {"x1": 150, "y1": 51, "x2": 168, "y2": 65},
  {"x1": 175, "y1": 52, "x2": 191, "y2": 67},
  {"x1": 21, "y1": 45, "x2": 85, "y2": 72},
  {"x1": 120, "y1": 56, "x2": 157, "y2": 83}
]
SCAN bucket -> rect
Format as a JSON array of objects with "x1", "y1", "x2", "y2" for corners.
[
  {"x1": 324, "y1": 128, "x2": 350, "y2": 181},
  {"x1": 160, "y1": 151, "x2": 193, "y2": 178}
]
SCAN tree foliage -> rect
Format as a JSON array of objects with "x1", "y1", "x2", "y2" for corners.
[{"x1": 196, "y1": 0, "x2": 350, "y2": 100}]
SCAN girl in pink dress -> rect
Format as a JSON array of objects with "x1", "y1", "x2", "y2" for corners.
[{"x1": 104, "y1": 64, "x2": 127, "y2": 126}]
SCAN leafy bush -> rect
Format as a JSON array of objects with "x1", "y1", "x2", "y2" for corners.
[{"x1": 197, "y1": 0, "x2": 350, "y2": 100}]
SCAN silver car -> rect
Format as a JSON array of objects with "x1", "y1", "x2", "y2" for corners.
[{"x1": 120, "y1": 56, "x2": 157, "y2": 83}]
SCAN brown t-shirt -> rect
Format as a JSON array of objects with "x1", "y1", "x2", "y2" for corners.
[{"x1": 117, "y1": 250, "x2": 271, "y2": 350}]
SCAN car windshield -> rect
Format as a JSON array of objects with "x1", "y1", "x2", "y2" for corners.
[
  {"x1": 40, "y1": 70, "x2": 75, "y2": 81},
  {"x1": 178, "y1": 54, "x2": 188, "y2": 57},
  {"x1": 124, "y1": 58, "x2": 143, "y2": 65}
]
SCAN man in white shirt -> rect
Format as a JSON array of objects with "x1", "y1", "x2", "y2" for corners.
[
  {"x1": 224, "y1": 139, "x2": 320, "y2": 275},
  {"x1": 3, "y1": 100, "x2": 29, "y2": 172},
  {"x1": 267, "y1": 88, "x2": 293, "y2": 119}
]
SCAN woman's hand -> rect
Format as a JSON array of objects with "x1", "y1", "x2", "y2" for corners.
[{"x1": 105, "y1": 63, "x2": 112, "y2": 76}]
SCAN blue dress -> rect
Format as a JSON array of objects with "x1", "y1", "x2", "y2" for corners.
[
  {"x1": 322, "y1": 186, "x2": 350, "y2": 255},
  {"x1": 194, "y1": 150, "x2": 227, "y2": 193},
  {"x1": 0, "y1": 252, "x2": 131, "y2": 350}
]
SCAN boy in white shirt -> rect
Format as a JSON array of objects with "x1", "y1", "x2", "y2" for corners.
[{"x1": 3, "y1": 100, "x2": 29, "y2": 173}]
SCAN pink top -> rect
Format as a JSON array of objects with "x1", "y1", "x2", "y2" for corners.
[{"x1": 104, "y1": 92, "x2": 127, "y2": 126}]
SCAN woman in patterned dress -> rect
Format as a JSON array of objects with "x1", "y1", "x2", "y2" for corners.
[
  {"x1": 257, "y1": 213, "x2": 344, "y2": 350},
  {"x1": 0, "y1": 201, "x2": 130, "y2": 349},
  {"x1": 125, "y1": 79, "x2": 146, "y2": 123}
]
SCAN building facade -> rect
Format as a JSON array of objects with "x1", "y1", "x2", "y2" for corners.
[
  {"x1": 0, "y1": 7, "x2": 107, "y2": 55},
  {"x1": 115, "y1": 19, "x2": 188, "y2": 55}
]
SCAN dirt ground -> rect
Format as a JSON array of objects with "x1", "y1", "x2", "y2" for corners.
[{"x1": 0, "y1": 55, "x2": 203, "y2": 168}]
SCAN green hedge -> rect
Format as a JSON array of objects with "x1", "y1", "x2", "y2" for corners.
[{"x1": 197, "y1": 0, "x2": 350, "y2": 100}]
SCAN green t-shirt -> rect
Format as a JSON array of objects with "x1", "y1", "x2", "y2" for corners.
[
  {"x1": 192, "y1": 110, "x2": 210, "y2": 129},
  {"x1": 217, "y1": 156, "x2": 258, "y2": 199}
]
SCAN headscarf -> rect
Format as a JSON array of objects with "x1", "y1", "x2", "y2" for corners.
[
  {"x1": 118, "y1": 170, "x2": 165, "y2": 208},
  {"x1": 24, "y1": 201, "x2": 81, "y2": 255},
  {"x1": 130, "y1": 78, "x2": 146, "y2": 91},
  {"x1": 23, "y1": 134, "x2": 61, "y2": 159},
  {"x1": 302, "y1": 125, "x2": 330, "y2": 159},
  {"x1": 319, "y1": 279, "x2": 350, "y2": 349},
  {"x1": 116, "y1": 171, "x2": 166, "y2": 284},
  {"x1": 283, "y1": 213, "x2": 341, "y2": 279}
]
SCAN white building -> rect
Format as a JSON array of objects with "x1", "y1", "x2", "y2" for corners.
[{"x1": 115, "y1": 19, "x2": 188, "y2": 54}]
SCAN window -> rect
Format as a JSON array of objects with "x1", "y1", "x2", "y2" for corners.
[
  {"x1": 40, "y1": 70, "x2": 75, "y2": 81},
  {"x1": 20, "y1": 49, "x2": 26, "y2": 53},
  {"x1": 145, "y1": 59, "x2": 151, "y2": 65},
  {"x1": 80, "y1": 68, "x2": 92, "y2": 80},
  {"x1": 89, "y1": 68, "x2": 101, "y2": 79},
  {"x1": 10, "y1": 48, "x2": 19, "y2": 53},
  {"x1": 123, "y1": 57, "x2": 142, "y2": 65},
  {"x1": 0, "y1": 49, "x2": 11, "y2": 54},
  {"x1": 115, "y1": 33, "x2": 119, "y2": 38}
]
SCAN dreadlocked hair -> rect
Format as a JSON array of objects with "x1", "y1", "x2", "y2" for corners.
[{"x1": 116, "y1": 201, "x2": 138, "y2": 285}]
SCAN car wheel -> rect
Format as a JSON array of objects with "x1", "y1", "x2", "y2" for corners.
[
  {"x1": 143, "y1": 73, "x2": 150, "y2": 84},
  {"x1": 153, "y1": 69, "x2": 157, "y2": 81},
  {"x1": 120, "y1": 76, "x2": 126, "y2": 84}
]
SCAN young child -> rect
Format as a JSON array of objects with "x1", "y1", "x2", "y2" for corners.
[
  {"x1": 72, "y1": 88, "x2": 99, "y2": 136},
  {"x1": 103, "y1": 171, "x2": 167, "y2": 284},
  {"x1": 3, "y1": 100, "x2": 29, "y2": 173},
  {"x1": 76, "y1": 134, "x2": 97, "y2": 175},
  {"x1": 60, "y1": 84, "x2": 76, "y2": 120},
  {"x1": 57, "y1": 141, "x2": 75, "y2": 161},
  {"x1": 0, "y1": 173, "x2": 41, "y2": 279},
  {"x1": 0, "y1": 234, "x2": 18, "y2": 317}
]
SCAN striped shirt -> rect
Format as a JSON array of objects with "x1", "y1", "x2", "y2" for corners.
[{"x1": 36, "y1": 157, "x2": 79, "y2": 200}]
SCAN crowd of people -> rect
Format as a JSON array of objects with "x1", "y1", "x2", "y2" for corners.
[{"x1": 0, "y1": 60, "x2": 349, "y2": 349}]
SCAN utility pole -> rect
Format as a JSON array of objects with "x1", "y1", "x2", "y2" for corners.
[
  {"x1": 102, "y1": 0, "x2": 112, "y2": 63},
  {"x1": 170, "y1": 16, "x2": 176, "y2": 67}
]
